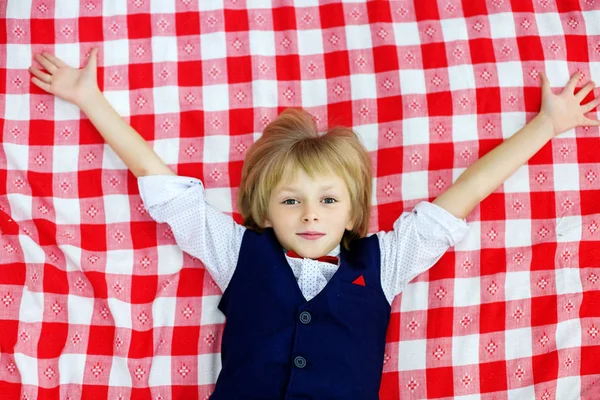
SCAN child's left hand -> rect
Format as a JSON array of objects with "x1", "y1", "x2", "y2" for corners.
[
  {"x1": 29, "y1": 49, "x2": 100, "y2": 108},
  {"x1": 539, "y1": 71, "x2": 600, "y2": 136}
]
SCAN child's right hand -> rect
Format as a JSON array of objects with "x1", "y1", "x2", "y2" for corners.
[
  {"x1": 538, "y1": 71, "x2": 600, "y2": 136},
  {"x1": 29, "y1": 48, "x2": 100, "y2": 108}
]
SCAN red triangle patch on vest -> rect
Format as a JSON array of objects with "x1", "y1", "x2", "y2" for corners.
[{"x1": 352, "y1": 275, "x2": 366, "y2": 286}]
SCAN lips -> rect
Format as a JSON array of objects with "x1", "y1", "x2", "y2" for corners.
[{"x1": 297, "y1": 232, "x2": 325, "y2": 240}]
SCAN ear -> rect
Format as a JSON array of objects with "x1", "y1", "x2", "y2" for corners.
[
  {"x1": 264, "y1": 218, "x2": 272, "y2": 228},
  {"x1": 345, "y1": 218, "x2": 354, "y2": 231}
]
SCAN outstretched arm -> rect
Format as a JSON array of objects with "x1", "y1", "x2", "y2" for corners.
[
  {"x1": 29, "y1": 49, "x2": 174, "y2": 178},
  {"x1": 30, "y1": 50, "x2": 246, "y2": 291},
  {"x1": 433, "y1": 72, "x2": 600, "y2": 219}
]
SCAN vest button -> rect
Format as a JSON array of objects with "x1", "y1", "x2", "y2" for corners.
[
  {"x1": 299, "y1": 311, "x2": 312, "y2": 324},
  {"x1": 294, "y1": 356, "x2": 307, "y2": 368}
]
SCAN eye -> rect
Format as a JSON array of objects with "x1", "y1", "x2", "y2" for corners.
[
  {"x1": 282, "y1": 199, "x2": 298, "y2": 205},
  {"x1": 323, "y1": 197, "x2": 337, "y2": 204}
]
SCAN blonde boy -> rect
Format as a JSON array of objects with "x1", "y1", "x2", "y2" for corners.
[{"x1": 29, "y1": 49, "x2": 599, "y2": 399}]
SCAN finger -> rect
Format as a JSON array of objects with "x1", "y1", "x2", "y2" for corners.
[
  {"x1": 581, "y1": 116, "x2": 600, "y2": 127},
  {"x1": 34, "y1": 53, "x2": 57, "y2": 74},
  {"x1": 563, "y1": 71, "x2": 581, "y2": 94},
  {"x1": 29, "y1": 66, "x2": 52, "y2": 83},
  {"x1": 575, "y1": 81, "x2": 595, "y2": 102},
  {"x1": 84, "y1": 48, "x2": 98, "y2": 71},
  {"x1": 41, "y1": 52, "x2": 66, "y2": 68},
  {"x1": 31, "y1": 76, "x2": 52, "y2": 93},
  {"x1": 539, "y1": 72, "x2": 551, "y2": 92},
  {"x1": 582, "y1": 97, "x2": 600, "y2": 114}
]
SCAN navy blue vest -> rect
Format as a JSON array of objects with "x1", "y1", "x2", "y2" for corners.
[{"x1": 210, "y1": 228, "x2": 391, "y2": 399}]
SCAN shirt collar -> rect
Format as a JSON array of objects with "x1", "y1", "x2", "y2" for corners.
[{"x1": 283, "y1": 244, "x2": 341, "y2": 258}]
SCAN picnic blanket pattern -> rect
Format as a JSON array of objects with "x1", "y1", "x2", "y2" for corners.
[{"x1": 1, "y1": 0, "x2": 600, "y2": 398}]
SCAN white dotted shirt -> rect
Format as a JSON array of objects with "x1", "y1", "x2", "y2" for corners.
[{"x1": 138, "y1": 175, "x2": 470, "y2": 304}]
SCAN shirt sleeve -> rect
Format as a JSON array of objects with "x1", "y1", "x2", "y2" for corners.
[
  {"x1": 377, "y1": 201, "x2": 470, "y2": 304},
  {"x1": 137, "y1": 174, "x2": 245, "y2": 291}
]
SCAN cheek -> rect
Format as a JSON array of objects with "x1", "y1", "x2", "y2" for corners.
[{"x1": 268, "y1": 207, "x2": 288, "y2": 226}]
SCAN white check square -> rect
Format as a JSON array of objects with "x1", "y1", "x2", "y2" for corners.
[
  {"x1": 452, "y1": 334, "x2": 479, "y2": 366},
  {"x1": 53, "y1": 198, "x2": 81, "y2": 225},
  {"x1": 202, "y1": 84, "x2": 229, "y2": 111},
  {"x1": 453, "y1": 277, "x2": 480, "y2": 307},
  {"x1": 393, "y1": 22, "x2": 420, "y2": 46},
  {"x1": 200, "y1": 296, "x2": 226, "y2": 325},
  {"x1": 67, "y1": 295, "x2": 94, "y2": 325},
  {"x1": 402, "y1": 117, "x2": 429, "y2": 145},
  {"x1": 150, "y1": 0, "x2": 175, "y2": 13},
  {"x1": 7, "y1": 44, "x2": 32, "y2": 69},
  {"x1": 505, "y1": 328, "x2": 532, "y2": 359},
  {"x1": 401, "y1": 171, "x2": 428, "y2": 201},
  {"x1": 489, "y1": 13, "x2": 516, "y2": 38},
  {"x1": 345, "y1": 25, "x2": 372, "y2": 50},
  {"x1": 7, "y1": 194, "x2": 32, "y2": 221},
  {"x1": 496, "y1": 62, "x2": 523, "y2": 87},
  {"x1": 205, "y1": 187, "x2": 233, "y2": 213},
  {"x1": 104, "y1": 40, "x2": 129, "y2": 66},
  {"x1": 535, "y1": 12, "x2": 564, "y2": 37},
  {"x1": 5, "y1": 143, "x2": 29, "y2": 170},
  {"x1": 149, "y1": 356, "x2": 172, "y2": 386},
  {"x1": 441, "y1": 18, "x2": 468, "y2": 41},
  {"x1": 152, "y1": 137, "x2": 180, "y2": 166},
  {"x1": 152, "y1": 297, "x2": 176, "y2": 327},
  {"x1": 154, "y1": 86, "x2": 181, "y2": 113},
  {"x1": 152, "y1": 36, "x2": 178, "y2": 62},
  {"x1": 106, "y1": 249, "x2": 134, "y2": 275},
  {"x1": 504, "y1": 271, "x2": 531, "y2": 301},
  {"x1": 300, "y1": 79, "x2": 327, "y2": 107},
  {"x1": 104, "y1": 194, "x2": 132, "y2": 224},
  {"x1": 104, "y1": 90, "x2": 131, "y2": 117},
  {"x1": 107, "y1": 297, "x2": 132, "y2": 329},
  {"x1": 7, "y1": 0, "x2": 32, "y2": 18},
  {"x1": 353, "y1": 123, "x2": 378, "y2": 152},
  {"x1": 505, "y1": 219, "x2": 532, "y2": 248},
  {"x1": 399, "y1": 281, "x2": 429, "y2": 311},
  {"x1": 399, "y1": 70, "x2": 426, "y2": 94},
  {"x1": 451, "y1": 115, "x2": 478, "y2": 142},
  {"x1": 201, "y1": 32, "x2": 227, "y2": 60},
  {"x1": 58, "y1": 354, "x2": 86, "y2": 384},
  {"x1": 18, "y1": 288, "x2": 44, "y2": 323},
  {"x1": 14, "y1": 354, "x2": 38, "y2": 385},
  {"x1": 109, "y1": 357, "x2": 132, "y2": 386},
  {"x1": 553, "y1": 163, "x2": 579, "y2": 191},
  {"x1": 20, "y1": 235, "x2": 46, "y2": 264},
  {"x1": 297, "y1": 29, "x2": 324, "y2": 55},
  {"x1": 250, "y1": 30, "x2": 276, "y2": 56},
  {"x1": 448, "y1": 65, "x2": 476, "y2": 90},
  {"x1": 52, "y1": 145, "x2": 79, "y2": 173},
  {"x1": 556, "y1": 319, "x2": 581, "y2": 349},
  {"x1": 103, "y1": 1, "x2": 128, "y2": 16},
  {"x1": 398, "y1": 339, "x2": 426, "y2": 370},
  {"x1": 5, "y1": 94, "x2": 30, "y2": 120},
  {"x1": 350, "y1": 74, "x2": 377, "y2": 100},
  {"x1": 157, "y1": 245, "x2": 184, "y2": 274},
  {"x1": 203, "y1": 136, "x2": 229, "y2": 163}
]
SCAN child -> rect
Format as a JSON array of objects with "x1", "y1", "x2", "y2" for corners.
[{"x1": 29, "y1": 49, "x2": 599, "y2": 399}]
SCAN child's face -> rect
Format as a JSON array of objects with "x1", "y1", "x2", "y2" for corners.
[{"x1": 264, "y1": 168, "x2": 354, "y2": 258}]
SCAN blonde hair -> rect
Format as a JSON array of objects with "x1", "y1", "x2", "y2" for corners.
[{"x1": 237, "y1": 108, "x2": 372, "y2": 250}]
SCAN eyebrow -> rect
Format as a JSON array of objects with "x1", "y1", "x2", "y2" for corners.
[{"x1": 279, "y1": 185, "x2": 337, "y2": 192}]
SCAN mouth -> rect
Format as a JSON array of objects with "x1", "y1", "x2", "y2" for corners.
[{"x1": 297, "y1": 232, "x2": 325, "y2": 240}]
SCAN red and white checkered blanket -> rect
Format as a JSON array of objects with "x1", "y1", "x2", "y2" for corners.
[{"x1": 1, "y1": 0, "x2": 600, "y2": 398}]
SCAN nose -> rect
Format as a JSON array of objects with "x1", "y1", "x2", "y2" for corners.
[{"x1": 301, "y1": 202, "x2": 319, "y2": 222}]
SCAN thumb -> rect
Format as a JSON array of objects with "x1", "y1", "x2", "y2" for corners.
[
  {"x1": 84, "y1": 48, "x2": 98, "y2": 71},
  {"x1": 539, "y1": 72, "x2": 550, "y2": 92},
  {"x1": 582, "y1": 117, "x2": 600, "y2": 127}
]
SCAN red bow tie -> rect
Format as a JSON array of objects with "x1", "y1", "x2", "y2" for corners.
[{"x1": 286, "y1": 250, "x2": 339, "y2": 265}]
